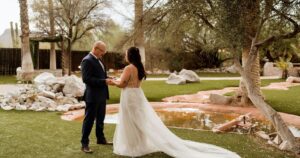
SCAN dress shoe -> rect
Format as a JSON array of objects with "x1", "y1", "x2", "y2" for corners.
[
  {"x1": 97, "y1": 139, "x2": 113, "y2": 145},
  {"x1": 81, "y1": 146, "x2": 93, "y2": 153}
]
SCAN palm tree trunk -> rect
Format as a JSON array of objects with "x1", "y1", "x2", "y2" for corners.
[
  {"x1": 243, "y1": 66, "x2": 299, "y2": 152},
  {"x1": 239, "y1": 49, "x2": 262, "y2": 106},
  {"x1": 48, "y1": 0, "x2": 56, "y2": 70},
  {"x1": 134, "y1": 0, "x2": 145, "y2": 66},
  {"x1": 19, "y1": 0, "x2": 34, "y2": 81},
  {"x1": 235, "y1": 41, "x2": 300, "y2": 153},
  {"x1": 236, "y1": 0, "x2": 262, "y2": 106}
]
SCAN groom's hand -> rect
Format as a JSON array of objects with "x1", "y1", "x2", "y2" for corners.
[{"x1": 106, "y1": 79, "x2": 115, "y2": 85}]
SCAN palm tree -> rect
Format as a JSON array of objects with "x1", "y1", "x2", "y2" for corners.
[
  {"x1": 134, "y1": 0, "x2": 145, "y2": 66},
  {"x1": 19, "y1": 0, "x2": 34, "y2": 81},
  {"x1": 48, "y1": 0, "x2": 56, "y2": 70}
]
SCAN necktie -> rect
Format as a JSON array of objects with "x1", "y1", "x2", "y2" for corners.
[{"x1": 98, "y1": 58, "x2": 105, "y2": 71}]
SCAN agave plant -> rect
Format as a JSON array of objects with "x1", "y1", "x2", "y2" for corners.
[{"x1": 275, "y1": 55, "x2": 292, "y2": 79}]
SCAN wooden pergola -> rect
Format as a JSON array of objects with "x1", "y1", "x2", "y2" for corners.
[{"x1": 29, "y1": 33, "x2": 65, "y2": 73}]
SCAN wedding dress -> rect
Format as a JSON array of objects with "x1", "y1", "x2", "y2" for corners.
[{"x1": 113, "y1": 66, "x2": 240, "y2": 158}]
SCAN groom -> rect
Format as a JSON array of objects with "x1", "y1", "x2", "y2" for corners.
[{"x1": 80, "y1": 41, "x2": 114, "y2": 153}]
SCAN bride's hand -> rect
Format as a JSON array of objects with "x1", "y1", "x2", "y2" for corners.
[{"x1": 112, "y1": 80, "x2": 120, "y2": 86}]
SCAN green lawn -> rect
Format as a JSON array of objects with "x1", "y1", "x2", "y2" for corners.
[
  {"x1": 0, "y1": 75, "x2": 17, "y2": 84},
  {"x1": 0, "y1": 77, "x2": 296, "y2": 157},
  {"x1": 146, "y1": 72, "x2": 240, "y2": 78},
  {"x1": 264, "y1": 86, "x2": 300, "y2": 116},
  {"x1": 0, "y1": 110, "x2": 293, "y2": 158},
  {"x1": 108, "y1": 79, "x2": 283, "y2": 104}
]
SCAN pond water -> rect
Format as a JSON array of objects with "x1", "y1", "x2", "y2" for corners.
[{"x1": 77, "y1": 107, "x2": 300, "y2": 137}]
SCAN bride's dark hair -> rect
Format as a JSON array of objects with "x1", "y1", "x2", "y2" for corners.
[{"x1": 127, "y1": 47, "x2": 146, "y2": 80}]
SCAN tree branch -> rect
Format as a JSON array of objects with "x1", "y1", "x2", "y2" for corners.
[
  {"x1": 72, "y1": 26, "x2": 95, "y2": 43},
  {"x1": 193, "y1": 12, "x2": 215, "y2": 30},
  {"x1": 255, "y1": 7, "x2": 300, "y2": 47},
  {"x1": 74, "y1": 1, "x2": 100, "y2": 26}
]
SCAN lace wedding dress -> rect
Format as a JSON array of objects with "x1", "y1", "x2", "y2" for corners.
[{"x1": 113, "y1": 67, "x2": 240, "y2": 158}]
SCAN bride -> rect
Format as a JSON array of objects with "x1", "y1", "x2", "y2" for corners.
[{"x1": 112, "y1": 47, "x2": 240, "y2": 158}]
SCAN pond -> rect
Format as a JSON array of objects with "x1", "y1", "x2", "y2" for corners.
[{"x1": 76, "y1": 107, "x2": 300, "y2": 137}]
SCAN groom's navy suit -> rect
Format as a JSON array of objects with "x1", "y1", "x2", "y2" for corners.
[{"x1": 81, "y1": 53, "x2": 109, "y2": 147}]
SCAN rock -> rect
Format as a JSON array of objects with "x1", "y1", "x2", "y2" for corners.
[
  {"x1": 286, "y1": 76, "x2": 300, "y2": 83},
  {"x1": 7, "y1": 91, "x2": 21, "y2": 99},
  {"x1": 263, "y1": 62, "x2": 282, "y2": 76},
  {"x1": 288, "y1": 67, "x2": 300, "y2": 77},
  {"x1": 213, "y1": 113, "x2": 251, "y2": 133},
  {"x1": 209, "y1": 94, "x2": 232, "y2": 105},
  {"x1": 44, "y1": 77, "x2": 65, "y2": 86},
  {"x1": 213, "y1": 119, "x2": 239, "y2": 133},
  {"x1": 34, "y1": 72, "x2": 56, "y2": 85},
  {"x1": 69, "y1": 103, "x2": 85, "y2": 110},
  {"x1": 279, "y1": 141, "x2": 289, "y2": 150},
  {"x1": 47, "y1": 107, "x2": 56, "y2": 112},
  {"x1": 273, "y1": 135, "x2": 282, "y2": 145},
  {"x1": 225, "y1": 65, "x2": 238, "y2": 73},
  {"x1": 37, "y1": 96, "x2": 57, "y2": 108},
  {"x1": 36, "y1": 107, "x2": 47, "y2": 112},
  {"x1": 179, "y1": 69, "x2": 200, "y2": 83},
  {"x1": 256, "y1": 131, "x2": 270, "y2": 140},
  {"x1": 29, "y1": 102, "x2": 41, "y2": 111},
  {"x1": 166, "y1": 73, "x2": 186, "y2": 85},
  {"x1": 17, "y1": 95, "x2": 26, "y2": 104},
  {"x1": 37, "y1": 85, "x2": 47, "y2": 92},
  {"x1": 45, "y1": 86, "x2": 52, "y2": 91},
  {"x1": 63, "y1": 75, "x2": 85, "y2": 97},
  {"x1": 2, "y1": 105, "x2": 14, "y2": 110},
  {"x1": 16, "y1": 67, "x2": 22, "y2": 81},
  {"x1": 55, "y1": 92, "x2": 64, "y2": 97},
  {"x1": 267, "y1": 140, "x2": 275, "y2": 145},
  {"x1": 52, "y1": 84, "x2": 63, "y2": 93},
  {"x1": 40, "y1": 90, "x2": 56, "y2": 99},
  {"x1": 56, "y1": 104, "x2": 72, "y2": 112},
  {"x1": 56, "y1": 97, "x2": 74, "y2": 105},
  {"x1": 15, "y1": 104, "x2": 27, "y2": 110},
  {"x1": 65, "y1": 94, "x2": 73, "y2": 98}
]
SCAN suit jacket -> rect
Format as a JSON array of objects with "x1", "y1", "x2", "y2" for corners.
[{"x1": 81, "y1": 53, "x2": 109, "y2": 103}]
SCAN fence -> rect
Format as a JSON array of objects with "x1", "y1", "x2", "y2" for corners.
[
  {"x1": 0, "y1": 48, "x2": 125, "y2": 75},
  {"x1": 0, "y1": 48, "x2": 21, "y2": 75}
]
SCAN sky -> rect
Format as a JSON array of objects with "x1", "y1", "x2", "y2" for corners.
[
  {"x1": 0, "y1": 0, "x2": 133, "y2": 35},
  {"x1": 0, "y1": 0, "x2": 20, "y2": 34}
]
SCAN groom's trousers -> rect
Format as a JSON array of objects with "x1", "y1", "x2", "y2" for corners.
[{"x1": 81, "y1": 100, "x2": 106, "y2": 147}]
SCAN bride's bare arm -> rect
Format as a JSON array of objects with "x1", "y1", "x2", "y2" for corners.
[{"x1": 114, "y1": 66, "x2": 131, "y2": 88}]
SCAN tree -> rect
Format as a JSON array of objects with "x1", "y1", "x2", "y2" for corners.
[
  {"x1": 10, "y1": 22, "x2": 20, "y2": 48},
  {"x1": 48, "y1": 0, "x2": 56, "y2": 70},
  {"x1": 10, "y1": 22, "x2": 16, "y2": 48},
  {"x1": 134, "y1": 0, "x2": 145, "y2": 65},
  {"x1": 95, "y1": 20, "x2": 127, "y2": 52},
  {"x1": 19, "y1": 0, "x2": 34, "y2": 81},
  {"x1": 31, "y1": 0, "x2": 109, "y2": 75},
  {"x1": 148, "y1": 0, "x2": 300, "y2": 153},
  {"x1": 210, "y1": 0, "x2": 300, "y2": 153}
]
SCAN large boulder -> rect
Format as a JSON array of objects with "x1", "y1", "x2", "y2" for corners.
[
  {"x1": 286, "y1": 76, "x2": 300, "y2": 83},
  {"x1": 34, "y1": 72, "x2": 56, "y2": 85},
  {"x1": 39, "y1": 90, "x2": 56, "y2": 99},
  {"x1": 225, "y1": 65, "x2": 238, "y2": 73},
  {"x1": 263, "y1": 62, "x2": 293, "y2": 76},
  {"x1": 263, "y1": 62, "x2": 282, "y2": 76},
  {"x1": 166, "y1": 73, "x2": 186, "y2": 85},
  {"x1": 63, "y1": 75, "x2": 85, "y2": 97},
  {"x1": 209, "y1": 94, "x2": 233, "y2": 105},
  {"x1": 179, "y1": 69, "x2": 200, "y2": 83}
]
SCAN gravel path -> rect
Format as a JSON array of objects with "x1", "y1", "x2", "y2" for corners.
[{"x1": 146, "y1": 76, "x2": 280, "y2": 81}]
